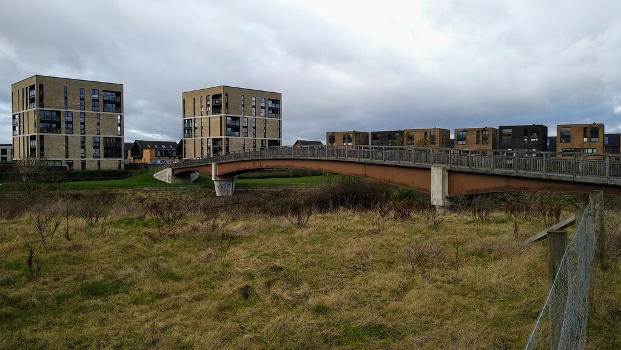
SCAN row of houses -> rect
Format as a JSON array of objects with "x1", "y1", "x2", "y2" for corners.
[{"x1": 326, "y1": 124, "x2": 620, "y2": 155}]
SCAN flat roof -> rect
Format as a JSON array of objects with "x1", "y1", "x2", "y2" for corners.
[
  {"x1": 12, "y1": 74, "x2": 123, "y2": 86},
  {"x1": 182, "y1": 85, "x2": 281, "y2": 94}
]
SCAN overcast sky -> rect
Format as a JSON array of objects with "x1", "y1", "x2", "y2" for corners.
[{"x1": 0, "y1": 0, "x2": 619, "y2": 145}]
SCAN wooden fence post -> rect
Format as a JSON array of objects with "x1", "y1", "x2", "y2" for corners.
[
  {"x1": 590, "y1": 190, "x2": 606, "y2": 270},
  {"x1": 547, "y1": 230, "x2": 568, "y2": 350}
]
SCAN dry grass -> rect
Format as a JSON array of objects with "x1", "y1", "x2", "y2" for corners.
[{"x1": 0, "y1": 191, "x2": 619, "y2": 349}]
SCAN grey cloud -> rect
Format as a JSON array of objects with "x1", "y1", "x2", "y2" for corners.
[{"x1": 0, "y1": 0, "x2": 619, "y2": 146}]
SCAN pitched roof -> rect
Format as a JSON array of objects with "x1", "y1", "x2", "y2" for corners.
[
  {"x1": 294, "y1": 140, "x2": 323, "y2": 146},
  {"x1": 133, "y1": 140, "x2": 178, "y2": 150}
]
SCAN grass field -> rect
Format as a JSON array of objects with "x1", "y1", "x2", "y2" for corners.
[
  {"x1": 0, "y1": 190, "x2": 618, "y2": 349},
  {"x1": 0, "y1": 170, "x2": 342, "y2": 192}
]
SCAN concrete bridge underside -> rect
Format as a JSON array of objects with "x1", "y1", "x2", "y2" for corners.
[{"x1": 171, "y1": 159, "x2": 618, "y2": 197}]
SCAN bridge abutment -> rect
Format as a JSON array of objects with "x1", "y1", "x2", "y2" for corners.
[
  {"x1": 212, "y1": 163, "x2": 236, "y2": 196},
  {"x1": 431, "y1": 165, "x2": 449, "y2": 211},
  {"x1": 153, "y1": 167, "x2": 199, "y2": 184}
]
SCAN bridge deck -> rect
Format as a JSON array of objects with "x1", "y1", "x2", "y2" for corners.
[{"x1": 159, "y1": 146, "x2": 621, "y2": 187}]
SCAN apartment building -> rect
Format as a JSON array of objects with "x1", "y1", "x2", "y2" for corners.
[
  {"x1": 293, "y1": 140, "x2": 323, "y2": 148},
  {"x1": 326, "y1": 131, "x2": 369, "y2": 148},
  {"x1": 181, "y1": 86, "x2": 281, "y2": 158},
  {"x1": 403, "y1": 128, "x2": 450, "y2": 148},
  {"x1": 498, "y1": 124, "x2": 547, "y2": 151},
  {"x1": 127, "y1": 140, "x2": 179, "y2": 164},
  {"x1": 0, "y1": 144, "x2": 13, "y2": 163},
  {"x1": 11, "y1": 75, "x2": 124, "y2": 170},
  {"x1": 556, "y1": 123, "x2": 604, "y2": 155},
  {"x1": 454, "y1": 127, "x2": 498, "y2": 151}
]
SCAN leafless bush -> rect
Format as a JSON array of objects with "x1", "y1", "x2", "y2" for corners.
[
  {"x1": 32, "y1": 202, "x2": 62, "y2": 245},
  {"x1": 392, "y1": 200, "x2": 413, "y2": 220},
  {"x1": 424, "y1": 208, "x2": 444, "y2": 227},
  {"x1": 145, "y1": 195, "x2": 188, "y2": 238},
  {"x1": 270, "y1": 192, "x2": 314, "y2": 227}
]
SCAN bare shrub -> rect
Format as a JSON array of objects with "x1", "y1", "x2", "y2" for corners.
[
  {"x1": 392, "y1": 200, "x2": 413, "y2": 220},
  {"x1": 145, "y1": 195, "x2": 188, "y2": 238},
  {"x1": 32, "y1": 201, "x2": 62, "y2": 245},
  {"x1": 270, "y1": 192, "x2": 314, "y2": 227}
]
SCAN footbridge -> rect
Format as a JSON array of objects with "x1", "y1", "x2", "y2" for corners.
[{"x1": 154, "y1": 146, "x2": 620, "y2": 207}]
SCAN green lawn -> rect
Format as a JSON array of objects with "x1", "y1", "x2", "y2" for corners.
[{"x1": 0, "y1": 170, "x2": 342, "y2": 192}]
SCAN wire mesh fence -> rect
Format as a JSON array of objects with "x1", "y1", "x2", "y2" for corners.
[{"x1": 524, "y1": 202, "x2": 595, "y2": 350}]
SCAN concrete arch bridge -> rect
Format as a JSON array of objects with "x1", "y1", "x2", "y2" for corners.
[{"x1": 154, "y1": 146, "x2": 620, "y2": 208}]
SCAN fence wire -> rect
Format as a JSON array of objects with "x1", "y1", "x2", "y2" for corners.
[{"x1": 525, "y1": 202, "x2": 595, "y2": 350}]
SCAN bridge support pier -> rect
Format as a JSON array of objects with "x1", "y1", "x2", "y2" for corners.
[
  {"x1": 431, "y1": 165, "x2": 449, "y2": 211},
  {"x1": 212, "y1": 163, "x2": 236, "y2": 196}
]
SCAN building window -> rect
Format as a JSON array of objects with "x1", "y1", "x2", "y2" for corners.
[
  {"x1": 96, "y1": 114, "x2": 100, "y2": 135},
  {"x1": 97, "y1": 160, "x2": 100, "y2": 170},
  {"x1": 481, "y1": 130, "x2": 489, "y2": 145},
  {"x1": 103, "y1": 137, "x2": 122, "y2": 158},
  {"x1": 584, "y1": 148, "x2": 596, "y2": 154},
  {"x1": 278, "y1": 120, "x2": 281, "y2": 139},
  {"x1": 64, "y1": 111, "x2": 73, "y2": 134},
  {"x1": 263, "y1": 119, "x2": 266, "y2": 138},
  {"x1": 194, "y1": 118, "x2": 198, "y2": 137},
  {"x1": 39, "y1": 135, "x2": 45, "y2": 158},
  {"x1": 28, "y1": 85, "x2": 36, "y2": 109},
  {"x1": 81, "y1": 160, "x2": 86, "y2": 171},
  {"x1": 38, "y1": 84, "x2": 44, "y2": 108},
  {"x1": 224, "y1": 93, "x2": 229, "y2": 114},
  {"x1": 252, "y1": 118, "x2": 256, "y2": 137},
  {"x1": 184, "y1": 119, "x2": 193, "y2": 138},
  {"x1": 560, "y1": 127, "x2": 571, "y2": 143},
  {"x1": 226, "y1": 116, "x2": 240, "y2": 137},
  {"x1": 91, "y1": 89, "x2": 99, "y2": 112},
  {"x1": 65, "y1": 136, "x2": 69, "y2": 158},
  {"x1": 205, "y1": 95, "x2": 210, "y2": 115},
  {"x1": 252, "y1": 96, "x2": 256, "y2": 116},
  {"x1": 430, "y1": 131, "x2": 436, "y2": 145},
  {"x1": 93, "y1": 136, "x2": 100, "y2": 158},
  {"x1": 253, "y1": 139, "x2": 257, "y2": 149},
  {"x1": 583, "y1": 127, "x2": 588, "y2": 143},
  {"x1": 241, "y1": 95, "x2": 245, "y2": 115},
  {"x1": 182, "y1": 99, "x2": 185, "y2": 116},
  {"x1": 200, "y1": 118, "x2": 204, "y2": 137},
  {"x1": 103, "y1": 91, "x2": 122, "y2": 113},
  {"x1": 64, "y1": 86, "x2": 68, "y2": 110},
  {"x1": 80, "y1": 136, "x2": 86, "y2": 158},
  {"x1": 200, "y1": 139, "x2": 204, "y2": 158},
  {"x1": 29, "y1": 135, "x2": 37, "y2": 158},
  {"x1": 476, "y1": 130, "x2": 480, "y2": 145},
  {"x1": 117, "y1": 115, "x2": 122, "y2": 136},
  {"x1": 457, "y1": 131, "x2": 467, "y2": 145},
  {"x1": 67, "y1": 160, "x2": 73, "y2": 171},
  {"x1": 80, "y1": 112, "x2": 85, "y2": 134},
  {"x1": 590, "y1": 127, "x2": 599, "y2": 142},
  {"x1": 12, "y1": 114, "x2": 19, "y2": 136},
  {"x1": 260, "y1": 98, "x2": 266, "y2": 117},
  {"x1": 200, "y1": 96, "x2": 203, "y2": 116},
  {"x1": 212, "y1": 94, "x2": 222, "y2": 114},
  {"x1": 39, "y1": 110, "x2": 62, "y2": 134},
  {"x1": 261, "y1": 139, "x2": 266, "y2": 150},
  {"x1": 242, "y1": 117, "x2": 248, "y2": 137},
  {"x1": 268, "y1": 99, "x2": 280, "y2": 118},
  {"x1": 80, "y1": 88, "x2": 85, "y2": 110}
]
